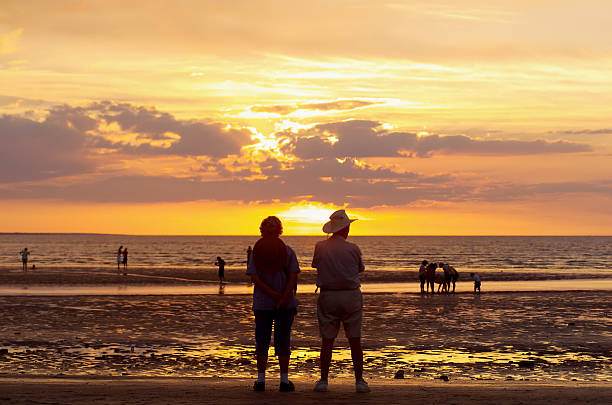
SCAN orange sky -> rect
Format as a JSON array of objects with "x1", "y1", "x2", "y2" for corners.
[{"x1": 1, "y1": 1, "x2": 611, "y2": 235}]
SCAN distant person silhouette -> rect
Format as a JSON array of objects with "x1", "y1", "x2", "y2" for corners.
[
  {"x1": 418, "y1": 260, "x2": 428, "y2": 293},
  {"x1": 471, "y1": 272, "x2": 481, "y2": 294},
  {"x1": 439, "y1": 262, "x2": 458, "y2": 293},
  {"x1": 425, "y1": 262, "x2": 437, "y2": 294},
  {"x1": 215, "y1": 256, "x2": 226, "y2": 284},
  {"x1": 122, "y1": 247, "x2": 128, "y2": 275},
  {"x1": 116, "y1": 246, "x2": 123, "y2": 274},
  {"x1": 20, "y1": 248, "x2": 30, "y2": 272},
  {"x1": 247, "y1": 246, "x2": 253, "y2": 267}
]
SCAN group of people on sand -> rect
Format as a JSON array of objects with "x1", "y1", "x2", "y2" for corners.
[
  {"x1": 247, "y1": 209, "x2": 370, "y2": 394},
  {"x1": 418, "y1": 260, "x2": 481, "y2": 294},
  {"x1": 116, "y1": 246, "x2": 128, "y2": 275}
]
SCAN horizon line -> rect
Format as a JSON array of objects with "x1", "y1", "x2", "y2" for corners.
[{"x1": 1, "y1": 232, "x2": 611, "y2": 237}]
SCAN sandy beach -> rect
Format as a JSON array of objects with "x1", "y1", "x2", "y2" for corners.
[
  {"x1": 0, "y1": 377, "x2": 611, "y2": 404},
  {"x1": 0, "y1": 266, "x2": 610, "y2": 403}
]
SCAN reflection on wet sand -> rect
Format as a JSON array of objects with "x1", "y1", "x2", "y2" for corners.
[
  {"x1": 0, "y1": 292, "x2": 609, "y2": 382},
  {"x1": 0, "y1": 278, "x2": 611, "y2": 296}
]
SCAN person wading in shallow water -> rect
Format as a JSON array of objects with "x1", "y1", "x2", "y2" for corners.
[
  {"x1": 247, "y1": 216, "x2": 300, "y2": 393},
  {"x1": 312, "y1": 209, "x2": 370, "y2": 394},
  {"x1": 215, "y1": 256, "x2": 226, "y2": 284}
]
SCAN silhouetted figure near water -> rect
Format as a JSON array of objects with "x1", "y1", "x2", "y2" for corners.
[
  {"x1": 122, "y1": 247, "x2": 128, "y2": 275},
  {"x1": 116, "y1": 246, "x2": 123, "y2": 274},
  {"x1": 215, "y1": 256, "x2": 226, "y2": 284},
  {"x1": 247, "y1": 216, "x2": 299, "y2": 392},
  {"x1": 20, "y1": 248, "x2": 30, "y2": 272},
  {"x1": 439, "y1": 262, "x2": 458, "y2": 293},
  {"x1": 247, "y1": 246, "x2": 252, "y2": 267},
  {"x1": 425, "y1": 262, "x2": 437, "y2": 293},
  {"x1": 418, "y1": 260, "x2": 428, "y2": 293},
  {"x1": 471, "y1": 272, "x2": 481, "y2": 294}
]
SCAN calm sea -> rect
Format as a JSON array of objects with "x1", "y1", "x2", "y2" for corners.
[{"x1": 1, "y1": 234, "x2": 611, "y2": 274}]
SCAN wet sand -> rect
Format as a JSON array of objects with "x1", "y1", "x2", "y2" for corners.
[
  {"x1": 0, "y1": 377, "x2": 610, "y2": 404},
  {"x1": 1, "y1": 291, "x2": 610, "y2": 383},
  {"x1": 1, "y1": 266, "x2": 611, "y2": 286}
]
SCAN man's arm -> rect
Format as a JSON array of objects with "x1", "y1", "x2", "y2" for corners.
[{"x1": 357, "y1": 245, "x2": 365, "y2": 273}]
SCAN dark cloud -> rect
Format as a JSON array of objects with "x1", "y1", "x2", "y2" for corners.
[
  {"x1": 0, "y1": 102, "x2": 254, "y2": 182},
  {"x1": 84, "y1": 101, "x2": 252, "y2": 157},
  {"x1": 474, "y1": 180, "x2": 612, "y2": 202},
  {"x1": 283, "y1": 120, "x2": 592, "y2": 158},
  {"x1": 548, "y1": 129, "x2": 612, "y2": 136},
  {"x1": 3, "y1": 150, "x2": 611, "y2": 207},
  {"x1": 0, "y1": 113, "x2": 95, "y2": 182},
  {"x1": 250, "y1": 99, "x2": 382, "y2": 115},
  {"x1": 0, "y1": 157, "x2": 457, "y2": 206}
]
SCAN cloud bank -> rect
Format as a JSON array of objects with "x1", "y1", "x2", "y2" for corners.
[
  {"x1": 283, "y1": 120, "x2": 592, "y2": 158},
  {"x1": 0, "y1": 101, "x2": 602, "y2": 207}
]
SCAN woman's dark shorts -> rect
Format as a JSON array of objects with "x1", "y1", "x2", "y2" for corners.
[{"x1": 254, "y1": 308, "x2": 295, "y2": 356}]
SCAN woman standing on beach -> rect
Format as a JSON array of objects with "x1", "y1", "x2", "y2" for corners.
[
  {"x1": 116, "y1": 246, "x2": 123, "y2": 274},
  {"x1": 247, "y1": 216, "x2": 300, "y2": 392}
]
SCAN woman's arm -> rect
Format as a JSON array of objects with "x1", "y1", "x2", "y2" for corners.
[
  {"x1": 250, "y1": 274, "x2": 283, "y2": 301},
  {"x1": 276, "y1": 272, "x2": 298, "y2": 309}
]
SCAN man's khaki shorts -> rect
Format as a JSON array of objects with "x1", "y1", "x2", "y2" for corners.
[{"x1": 317, "y1": 289, "x2": 363, "y2": 339}]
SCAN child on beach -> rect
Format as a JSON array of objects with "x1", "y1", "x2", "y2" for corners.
[
  {"x1": 471, "y1": 272, "x2": 481, "y2": 293},
  {"x1": 247, "y1": 216, "x2": 299, "y2": 392}
]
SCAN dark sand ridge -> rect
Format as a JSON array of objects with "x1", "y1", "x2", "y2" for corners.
[
  {"x1": 1, "y1": 266, "x2": 610, "y2": 285},
  {"x1": 0, "y1": 377, "x2": 610, "y2": 405}
]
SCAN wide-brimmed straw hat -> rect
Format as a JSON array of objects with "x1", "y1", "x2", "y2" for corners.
[{"x1": 323, "y1": 209, "x2": 357, "y2": 234}]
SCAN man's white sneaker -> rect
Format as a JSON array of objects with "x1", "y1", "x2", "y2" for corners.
[
  {"x1": 313, "y1": 380, "x2": 328, "y2": 392},
  {"x1": 355, "y1": 379, "x2": 370, "y2": 393}
]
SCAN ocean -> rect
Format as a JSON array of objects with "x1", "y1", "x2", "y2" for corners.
[{"x1": 1, "y1": 234, "x2": 611, "y2": 275}]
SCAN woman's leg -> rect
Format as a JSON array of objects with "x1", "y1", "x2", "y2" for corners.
[
  {"x1": 273, "y1": 309, "x2": 295, "y2": 374},
  {"x1": 255, "y1": 310, "x2": 274, "y2": 373}
]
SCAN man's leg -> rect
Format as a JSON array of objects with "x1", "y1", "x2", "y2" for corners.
[
  {"x1": 348, "y1": 337, "x2": 364, "y2": 381},
  {"x1": 320, "y1": 337, "x2": 334, "y2": 381}
]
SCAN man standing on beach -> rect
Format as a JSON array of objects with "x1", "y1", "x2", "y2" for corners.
[
  {"x1": 312, "y1": 209, "x2": 370, "y2": 393},
  {"x1": 20, "y1": 247, "x2": 30, "y2": 272}
]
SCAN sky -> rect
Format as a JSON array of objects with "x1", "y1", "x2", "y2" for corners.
[{"x1": 1, "y1": 0, "x2": 611, "y2": 235}]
